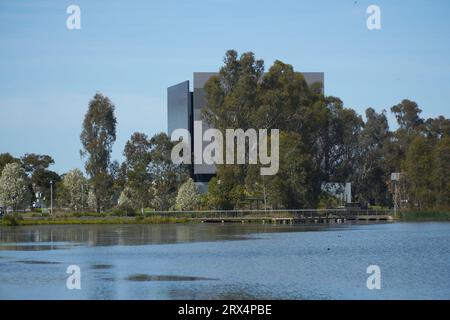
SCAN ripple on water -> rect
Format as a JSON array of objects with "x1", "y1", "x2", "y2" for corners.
[
  {"x1": 15, "y1": 260, "x2": 61, "y2": 265},
  {"x1": 91, "y1": 264, "x2": 114, "y2": 270},
  {"x1": 100, "y1": 277, "x2": 116, "y2": 282},
  {"x1": 126, "y1": 274, "x2": 219, "y2": 282},
  {"x1": 0, "y1": 242, "x2": 80, "y2": 251}
]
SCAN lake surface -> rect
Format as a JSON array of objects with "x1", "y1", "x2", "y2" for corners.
[{"x1": 0, "y1": 222, "x2": 449, "y2": 300}]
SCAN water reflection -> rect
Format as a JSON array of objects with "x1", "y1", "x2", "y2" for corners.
[
  {"x1": 0, "y1": 224, "x2": 339, "y2": 249},
  {"x1": 0, "y1": 222, "x2": 449, "y2": 299},
  {"x1": 0, "y1": 245, "x2": 76, "y2": 251}
]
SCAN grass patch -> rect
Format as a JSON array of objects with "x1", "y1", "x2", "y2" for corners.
[
  {"x1": 0, "y1": 214, "x2": 23, "y2": 226},
  {"x1": 1, "y1": 215, "x2": 191, "y2": 226},
  {"x1": 396, "y1": 210, "x2": 450, "y2": 221}
]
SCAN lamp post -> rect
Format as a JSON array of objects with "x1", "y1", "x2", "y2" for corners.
[
  {"x1": 391, "y1": 172, "x2": 400, "y2": 217},
  {"x1": 81, "y1": 182, "x2": 84, "y2": 213},
  {"x1": 50, "y1": 180, "x2": 53, "y2": 216}
]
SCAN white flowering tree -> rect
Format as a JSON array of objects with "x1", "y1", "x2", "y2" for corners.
[
  {"x1": 62, "y1": 168, "x2": 88, "y2": 211},
  {"x1": 87, "y1": 189, "x2": 98, "y2": 211},
  {"x1": 175, "y1": 178, "x2": 199, "y2": 211},
  {"x1": 118, "y1": 186, "x2": 138, "y2": 215},
  {"x1": 0, "y1": 163, "x2": 32, "y2": 212}
]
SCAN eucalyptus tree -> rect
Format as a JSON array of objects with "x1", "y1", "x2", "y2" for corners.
[
  {"x1": 148, "y1": 133, "x2": 189, "y2": 211},
  {"x1": 123, "y1": 132, "x2": 152, "y2": 215},
  {"x1": 403, "y1": 135, "x2": 434, "y2": 208},
  {"x1": 432, "y1": 136, "x2": 450, "y2": 207},
  {"x1": 390, "y1": 99, "x2": 424, "y2": 160},
  {"x1": 356, "y1": 108, "x2": 390, "y2": 205},
  {"x1": 0, "y1": 153, "x2": 20, "y2": 175},
  {"x1": 202, "y1": 50, "x2": 324, "y2": 209},
  {"x1": 80, "y1": 93, "x2": 117, "y2": 212}
]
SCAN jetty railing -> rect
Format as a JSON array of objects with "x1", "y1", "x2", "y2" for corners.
[{"x1": 145, "y1": 209, "x2": 392, "y2": 219}]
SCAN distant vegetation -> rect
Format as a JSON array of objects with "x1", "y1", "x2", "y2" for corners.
[
  {"x1": 0, "y1": 213, "x2": 189, "y2": 226},
  {"x1": 396, "y1": 210, "x2": 450, "y2": 221},
  {"x1": 0, "y1": 50, "x2": 449, "y2": 217}
]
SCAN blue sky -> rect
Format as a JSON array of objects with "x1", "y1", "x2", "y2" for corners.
[{"x1": 1, "y1": 0, "x2": 449, "y2": 173}]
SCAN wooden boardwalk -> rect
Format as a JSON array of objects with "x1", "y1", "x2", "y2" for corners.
[
  {"x1": 152, "y1": 209, "x2": 394, "y2": 224},
  {"x1": 195, "y1": 215, "x2": 393, "y2": 224}
]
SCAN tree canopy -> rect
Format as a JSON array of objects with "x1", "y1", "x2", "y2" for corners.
[
  {"x1": 80, "y1": 92, "x2": 117, "y2": 212},
  {"x1": 0, "y1": 163, "x2": 32, "y2": 211},
  {"x1": 2, "y1": 50, "x2": 449, "y2": 213}
]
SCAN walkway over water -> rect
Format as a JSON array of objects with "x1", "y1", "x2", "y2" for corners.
[{"x1": 152, "y1": 209, "x2": 394, "y2": 224}]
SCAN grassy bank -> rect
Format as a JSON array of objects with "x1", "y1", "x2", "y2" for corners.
[
  {"x1": 0, "y1": 215, "x2": 191, "y2": 226},
  {"x1": 396, "y1": 210, "x2": 450, "y2": 221},
  {"x1": 2, "y1": 209, "x2": 450, "y2": 226}
]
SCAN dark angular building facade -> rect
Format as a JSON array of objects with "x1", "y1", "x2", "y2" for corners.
[{"x1": 168, "y1": 72, "x2": 324, "y2": 190}]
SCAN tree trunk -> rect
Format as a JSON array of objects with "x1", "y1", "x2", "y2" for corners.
[{"x1": 96, "y1": 195, "x2": 101, "y2": 213}]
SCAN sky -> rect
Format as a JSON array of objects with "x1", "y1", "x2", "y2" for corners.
[{"x1": 1, "y1": 0, "x2": 449, "y2": 173}]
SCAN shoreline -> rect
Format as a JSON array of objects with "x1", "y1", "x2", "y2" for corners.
[
  {"x1": 0, "y1": 215, "x2": 191, "y2": 226},
  {"x1": 1, "y1": 211, "x2": 450, "y2": 226}
]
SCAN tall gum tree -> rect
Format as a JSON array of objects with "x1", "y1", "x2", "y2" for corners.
[{"x1": 80, "y1": 93, "x2": 117, "y2": 213}]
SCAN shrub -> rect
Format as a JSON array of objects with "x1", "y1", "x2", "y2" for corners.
[{"x1": 2, "y1": 214, "x2": 23, "y2": 226}]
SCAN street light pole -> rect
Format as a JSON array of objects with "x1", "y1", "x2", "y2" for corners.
[
  {"x1": 50, "y1": 180, "x2": 53, "y2": 216},
  {"x1": 394, "y1": 181, "x2": 398, "y2": 216},
  {"x1": 81, "y1": 183, "x2": 84, "y2": 213}
]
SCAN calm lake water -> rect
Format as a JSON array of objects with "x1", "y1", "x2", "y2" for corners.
[{"x1": 0, "y1": 222, "x2": 449, "y2": 300}]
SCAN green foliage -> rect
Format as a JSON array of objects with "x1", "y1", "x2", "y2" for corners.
[
  {"x1": 80, "y1": 93, "x2": 117, "y2": 212},
  {"x1": 123, "y1": 132, "x2": 152, "y2": 214},
  {"x1": 110, "y1": 208, "x2": 128, "y2": 216},
  {"x1": 200, "y1": 50, "x2": 449, "y2": 211},
  {"x1": 1, "y1": 214, "x2": 23, "y2": 226},
  {"x1": 432, "y1": 136, "x2": 450, "y2": 207},
  {"x1": 21, "y1": 153, "x2": 54, "y2": 174},
  {"x1": 148, "y1": 133, "x2": 189, "y2": 211},
  {"x1": 355, "y1": 108, "x2": 391, "y2": 206},
  {"x1": 424, "y1": 116, "x2": 450, "y2": 140},
  {"x1": 202, "y1": 51, "x2": 327, "y2": 209},
  {"x1": 318, "y1": 193, "x2": 342, "y2": 209},
  {"x1": 390, "y1": 99, "x2": 424, "y2": 161},
  {"x1": 317, "y1": 97, "x2": 364, "y2": 183},
  {"x1": 246, "y1": 132, "x2": 321, "y2": 209},
  {"x1": 109, "y1": 160, "x2": 126, "y2": 208},
  {"x1": 403, "y1": 135, "x2": 435, "y2": 208},
  {"x1": 31, "y1": 168, "x2": 60, "y2": 207},
  {"x1": 2, "y1": 50, "x2": 449, "y2": 214},
  {"x1": 118, "y1": 186, "x2": 138, "y2": 215},
  {"x1": 391, "y1": 100, "x2": 424, "y2": 134},
  {"x1": 1, "y1": 215, "x2": 190, "y2": 226},
  {"x1": 401, "y1": 133, "x2": 450, "y2": 209},
  {"x1": 396, "y1": 210, "x2": 450, "y2": 221},
  {"x1": 206, "y1": 167, "x2": 246, "y2": 210},
  {"x1": 0, "y1": 153, "x2": 20, "y2": 175}
]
